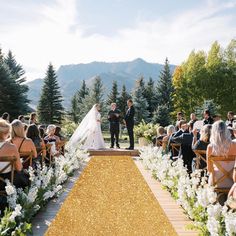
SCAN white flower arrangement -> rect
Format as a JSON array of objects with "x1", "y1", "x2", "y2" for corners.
[{"x1": 140, "y1": 147, "x2": 236, "y2": 236}]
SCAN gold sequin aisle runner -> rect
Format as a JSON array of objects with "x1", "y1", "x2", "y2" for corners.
[{"x1": 45, "y1": 156, "x2": 177, "y2": 236}]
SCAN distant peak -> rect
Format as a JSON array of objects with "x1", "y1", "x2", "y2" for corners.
[{"x1": 132, "y1": 58, "x2": 146, "y2": 63}]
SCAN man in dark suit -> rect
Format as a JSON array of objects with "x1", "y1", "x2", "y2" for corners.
[
  {"x1": 124, "y1": 99, "x2": 135, "y2": 150},
  {"x1": 108, "y1": 103, "x2": 120, "y2": 148}
]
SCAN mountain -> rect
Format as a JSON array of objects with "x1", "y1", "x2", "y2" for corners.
[{"x1": 27, "y1": 58, "x2": 176, "y2": 109}]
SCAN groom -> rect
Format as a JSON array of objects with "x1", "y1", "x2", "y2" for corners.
[
  {"x1": 124, "y1": 99, "x2": 135, "y2": 150},
  {"x1": 108, "y1": 103, "x2": 120, "y2": 148}
]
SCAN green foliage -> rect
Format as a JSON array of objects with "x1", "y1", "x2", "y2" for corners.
[
  {"x1": 133, "y1": 77, "x2": 150, "y2": 123},
  {"x1": 37, "y1": 63, "x2": 64, "y2": 124},
  {"x1": 70, "y1": 94, "x2": 80, "y2": 123},
  {"x1": 152, "y1": 104, "x2": 171, "y2": 127},
  {"x1": 107, "y1": 80, "x2": 119, "y2": 105},
  {"x1": 0, "y1": 49, "x2": 29, "y2": 119},
  {"x1": 117, "y1": 84, "x2": 131, "y2": 119},
  {"x1": 61, "y1": 118, "x2": 77, "y2": 139}
]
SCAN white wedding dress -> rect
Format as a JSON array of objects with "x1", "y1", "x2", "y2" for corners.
[{"x1": 68, "y1": 104, "x2": 105, "y2": 150}]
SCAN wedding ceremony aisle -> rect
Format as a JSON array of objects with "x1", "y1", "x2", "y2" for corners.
[{"x1": 45, "y1": 155, "x2": 177, "y2": 235}]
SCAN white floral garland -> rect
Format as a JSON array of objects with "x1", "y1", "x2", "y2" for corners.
[
  {"x1": 0, "y1": 147, "x2": 88, "y2": 235},
  {"x1": 140, "y1": 147, "x2": 236, "y2": 236}
]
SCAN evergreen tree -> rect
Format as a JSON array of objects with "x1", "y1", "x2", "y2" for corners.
[
  {"x1": 0, "y1": 48, "x2": 29, "y2": 119},
  {"x1": 70, "y1": 94, "x2": 79, "y2": 123},
  {"x1": 4, "y1": 50, "x2": 29, "y2": 114},
  {"x1": 107, "y1": 80, "x2": 119, "y2": 105},
  {"x1": 156, "y1": 58, "x2": 173, "y2": 110},
  {"x1": 117, "y1": 84, "x2": 131, "y2": 118},
  {"x1": 143, "y1": 77, "x2": 156, "y2": 117},
  {"x1": 77, "y1": 80, "x2": 89, "y2": 103},
  {"x1": 133, "y1": 79, "x2": 149, "y2": 124},
  {"x1": 37, "y1": 63, "x2": 64, "y2": 124},
  {"x1": 80, "y1": 76, "x2": 104, "y2": 118},
  {"x1": 152, "y1": 105, "x2": 170, "y2": 126}
]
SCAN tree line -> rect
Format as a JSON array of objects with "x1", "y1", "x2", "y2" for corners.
[{"x1": 1, "y1": 39, "x2": 235, "y2": 126}]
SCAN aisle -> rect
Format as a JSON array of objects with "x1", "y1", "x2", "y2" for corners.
[{"x1": 45, "y1": 156, "x2": 177, "y2": 236}]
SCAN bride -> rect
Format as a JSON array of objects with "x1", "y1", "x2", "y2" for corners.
[{"x1": 68, "y1": 104, "x2": 105, "y2": 150}]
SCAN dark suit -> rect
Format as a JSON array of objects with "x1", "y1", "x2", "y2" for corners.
[
  {"x1": 108, "y1": 109, "x2": 120, "y2": 147},
  {"x1": 125, "y1": 105, "x2": 135, "y2": 149},
  {"x1": 171, "y1": 132, "x2": 195, "y2": 173}
]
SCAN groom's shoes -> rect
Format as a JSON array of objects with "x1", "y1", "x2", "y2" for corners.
[
  {"x1": 125, "y1": 147, "x2": 134, "y2": 150},
  {"x1": 110, "y1": 146, "x2": 114, "y2": 149}
]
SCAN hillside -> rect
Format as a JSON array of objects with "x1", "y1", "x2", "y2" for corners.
[{"x1": 27, "y1": 58, "x2": 176, "y2": 109}]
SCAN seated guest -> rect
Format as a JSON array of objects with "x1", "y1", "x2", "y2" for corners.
[
  {"x1": 38, "y1": 125, "x2": 46, "y2": 138},
  {"x1": 171, "y1": 122, "x2": 195, "y2": 173},
  {"x1": 227, "y1": 161, "x2": 236, "y2": 209},
  {"x1": 192, "y1": 125, "x2": 212, "y2": 169},
  {"x1": 162, "y1": 125, "x2": 175, "y2": 153},
  {"x1": 55, "y1": 126, "x2": 64, "y2": 140},
  {"x1": 10, "y1": 119, "x2": 37, "y2": 168},
  {"x1": 1, "y1": 112, "x2": 10, "y2": 123},
  {"x1": 226, "y1": 111, "x2": 235, "y2": 127},
  {"x1": 203, "y1": 109, "x2": 214, "y2": 125},
  {"x1": 44, "y1": 125, "x2": 60, "y2": 156},
  {"x1": 175, "y1": 112, "x2": 184, "y2": 131},
  {"x1": 213, "y1": 114, "x2": 222, "y2": 123},
  {"x1": 18, "y1": 115, "x2": 25, "y2": 123},
  {"x1": 26, "y1": 124, "x2": 46, "y2": 159},
  {"x1": 207, "y1": 121, "x2": 236, "y2": 188},
  {"x1": 173, "y1": 120, "x2": 189, "y2": 138},
  {"x1": 153, "y1": 126, "x2": 166, "y2": 146},
  {"x1": 0, "y1": 119, "x2": 29, "y2": 190},
  {"x1": 227, "y1": 126, "x2": 235, "y2": 140},
  {"x1": 29, "y1": 112, "x2": 37, "y2": 125},
  {"x1": 189, "y1": 113, "x2": 198, "y2": 126}
]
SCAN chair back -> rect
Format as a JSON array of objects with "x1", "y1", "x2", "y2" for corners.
[
  {"x1": 194, "y1": 150, "x2": 207, "y2": 169},
  {"x1": 56, "y1": 140, "x2": 67, "y2": 155},
  {"x1": 20, "y1": 151, "x2": 34, "y2": 169},
  {"x1": 0, "y1": 156, "x2": 16, "y2": 195},
  {"x1": 170, "y1": 143, "x2": 181, "y2": 157},
  {"x1": 208, "y1": 155, "x2": 236, "y2": 189}
]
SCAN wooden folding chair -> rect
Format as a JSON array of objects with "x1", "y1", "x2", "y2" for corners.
[
  {"x1": 42, "y1": 143, "x2": 53, "y2": 165},
  {"x1": 170, "y1": 143, "x2": 181, "y2": 158},
  {"x1": 0, "y1": 156, "x2": 16, "y2": 196},
  {"x1": 19, "y1": 151, "x2": 34, "y2": 169},
  {"x1": 56, "y1": 140, "x2": 67, "y2": 156},
  {"x1": 208, "y1": 155, "x2": 236, "y2": 200},
  {"x1": 194, "y1": 150, "x2": 207, "y2": 169}
]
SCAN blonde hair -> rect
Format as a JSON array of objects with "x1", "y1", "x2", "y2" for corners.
[
  {"x1": 11, "y1": 119, "x2": 25, "y2": 139},
  {"x1": 0, "y1": 118, "x2": 10, "y2": 139},
  {"x1": 167, "y1": 125, "x2": 175, "y2": 136},
  {"x1": 46, "y1": 124, "x2": 56, "y2": 135},
  {"x1": 210, "y1": 121, "x2": 231, "y2": 156},
  {"x1": 200, "y1": 124, "x2": 211, "y2": 142}
]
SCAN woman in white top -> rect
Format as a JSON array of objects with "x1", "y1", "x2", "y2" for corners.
[{"x1": 68, "y1": 104, "x2": 105, "y2": 150}]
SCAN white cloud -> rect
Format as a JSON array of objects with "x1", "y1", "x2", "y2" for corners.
[{"x1": 0, "y1": 0, "x2": 236, "y2": 80}]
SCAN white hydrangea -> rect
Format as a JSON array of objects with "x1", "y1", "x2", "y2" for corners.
[{"x1": 9, "y1": 204, "x2": 22, "y2": 222}]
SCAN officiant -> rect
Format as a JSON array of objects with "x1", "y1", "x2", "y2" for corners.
[{"x1": 108, "y1": 103, "x2": 121, "y2": 149}]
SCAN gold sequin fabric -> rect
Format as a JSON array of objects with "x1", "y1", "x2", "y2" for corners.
[{"x1": 45, "y1": 156, "x2": 177, "y2": 236}]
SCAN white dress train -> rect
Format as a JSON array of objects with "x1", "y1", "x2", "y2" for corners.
[{"x1": 68, "y1": 105, "x2": 105, "y2": 150}]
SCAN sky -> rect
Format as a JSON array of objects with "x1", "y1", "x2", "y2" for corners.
[{"x1": 0, "y1": 0, "x2": 236, "y2": 80}]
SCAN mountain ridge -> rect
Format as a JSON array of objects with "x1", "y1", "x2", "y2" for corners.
[{"x1": 27, "y1": 58, "x2": 176, "y2": 109}]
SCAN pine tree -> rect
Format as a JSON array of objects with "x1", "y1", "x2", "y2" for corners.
[
  {"x1": 133, "y1": 79, "x2": 149, "y2": 124},
  {"x1": 0, "y1": 48, "x2": 29, "y2": 119},
  {"x1": 70, "y1": 94, "x2": 79, "y2": 123},
  {"x1": 152, "y1": 105, "x2": 170, "y2": 126},
  {"x1": 156, "y1": 58, "x2": 173, "y2": 110},
  {"x1": 117, "y1": 84, "x2": 131, "y2": 118},
  {"x1": 143, "y1": 77, "x2": 156, "y2": 117},
  {"x1": 4, "y1": 50, "x2": 29, "y2": 114},
  {"x1": 37, "y1": 63, "x2": 64, "y2": 124},
  {"x1": 80, "y1": 76, "x2": 104, "y2": 118},
  {"x1": 107, "y1": 80, "x2": 119, "y2": 105},
  {"x1": 77, "y1": 80, "x2": 89, "y2": 103}
]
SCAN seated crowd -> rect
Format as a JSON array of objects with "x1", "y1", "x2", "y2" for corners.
[
  {"x1": 154, "y1": 110, "x2": 236, "y2": 204},
  {"x1": 0, "y1": 112, "x2": 66, "y2": 192}
]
